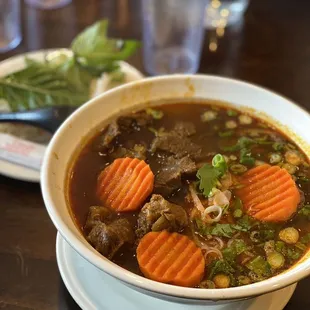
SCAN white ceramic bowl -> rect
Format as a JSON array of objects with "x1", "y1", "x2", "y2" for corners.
[{"x1": 41, "y1": 75, "x2": 310, "y2": 303}]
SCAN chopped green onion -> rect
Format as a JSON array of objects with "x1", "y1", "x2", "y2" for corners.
[
  {"x1": 199, "y1": 280, "x2": 215, "y2": 289},
  {"x1": 285, "y1": 150, "x2": 302, "y2": 166},
  {"x1": 230, "y1": 164, "x2": 247, "y2": 174},
  {"x1": 279, "y1": 227, "x2": 299, "y2": 244},
  {"x1": 269, "y1": 153, "x2": 282, "y2": 164},
  {"x1": 227, "y1": 109, "x2": 238, "y2": 117},
  {"x1": 267, "y1": 252, "x2": 285, "y2": 269},
  {"x1": 230, "y1": 155, "x2": 237, "y2": 161},
  {"x1": 263, "y1": 240, "x2": 275, "y2": 255},
  {"x1": 246, "y1": 256, "x2": 271, "y2": 277},
  {"x1": 212, "y1": 154, "x2": 228, "y2": 176},
  {"x1": 298, "y1": 176, "x2": 309, "y2": 182},
  {"x1": 213, "y1": 274, "x2": 231, "y2": 288},
  {"x1": 233, "y1": 209, "x2": 243, "y2": 218},
  {"x1": 239, "y1": 115, "x2": 253, "y2": 125},
  {"x1": 218, "y1": 130, "x2": 234, "y2": 137},
  {"x1": 240, "y1": 149, "x2": 256, "y2": 166},
  {"x1": 201, "y1": 110, "x2": 217, "y2": 122},
  {"x1": 238, "y1": 276, "x2": 251, "y2": 286},
  {"x1": 272, "y1": 142, "x2": 285, "y2": 151},
  {"x1": 282, "y1": 163, "x2": 297, "y2": 175},
  {"x1": 225, "y1": 120, "x2": 237, "y2": 129},
  {"x1": 146, "y1": 108, "x2": 164, "y2": 119}
]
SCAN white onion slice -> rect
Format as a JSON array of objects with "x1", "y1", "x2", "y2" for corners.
[
  {"x1": 189, "y1": 184, "x2": 210, "y2": 219},
  {"x1": 203, "y1": 248, "x2": 223, "y2": 260},
  {"x1": 203, "y1": 205, "x2": 223, "y2": 223},
  {"x1": 213, "y1": 190, "x2": 231, "y2": 206}
]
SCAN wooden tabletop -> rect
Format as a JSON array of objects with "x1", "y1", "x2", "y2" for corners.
[{"x1": 1, "y1": 0, "x2": 310, "y2": 309}]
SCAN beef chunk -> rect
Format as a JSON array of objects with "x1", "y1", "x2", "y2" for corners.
[
  {"x1": 118, "y1": 111, "x2": 153, "y2": 131},
  {"x1": 150, "y1": 122, "x2": 201, "y2": 158},
  {"x1": 110, "y1": 144, "x2": 147, "y2": 160},
  {"x1": 174, "y1": 121, "x2": 196, "y2": 136},
  {"x1": 87, "y1": 219, "x2": 134, "y2": 259},
  {"x1": 100, "y1": 120, "x2": 120, "y2": 149},
  {"x1": 85, "y1": 206, "x2": 114, "y2": 232},
  {"x1": 155, "y1": 156, "x2": 196, "y2": 196},
  {"x1": 96, "y1": 111, "x2": 153, "y2": 150},
  {"x1": 136, "y1": 194, "x2": 188, "y2": 238}
]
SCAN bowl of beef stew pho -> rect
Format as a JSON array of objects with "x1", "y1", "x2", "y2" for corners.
[{"x1": 41, "y1": 75, "x2": 310, "y2": 302}]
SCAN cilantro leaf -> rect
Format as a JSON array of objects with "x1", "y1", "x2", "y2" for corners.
[
  {"x1": 196, "y1": 154, "x2": 228, "y2": 197},
  {"x1": 208, "y1": 260, "x2": 235, "y2": 279},
  {"x1": 196, "y1": 163, "x2": 221, "y2": 197}
]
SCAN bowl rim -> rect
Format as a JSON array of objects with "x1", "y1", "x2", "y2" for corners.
[{"x1": 41, "y1": 74, "x2": 310, "y2": 300}]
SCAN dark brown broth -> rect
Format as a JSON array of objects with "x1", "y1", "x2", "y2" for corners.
[{"x1": 68, "y1": 102, "x2": 310, "y2": 286}]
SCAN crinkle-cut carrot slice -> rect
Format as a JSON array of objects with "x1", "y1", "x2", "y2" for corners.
[
  {"x1": 97, "y1": 157, "x2": 154, "y2": 212},
  {"x1": 236, "y1": 164, "x2": 300, "y2": 222},
  {"x1": 137, "y1": 231, "x2": 205, "y2": 287}
]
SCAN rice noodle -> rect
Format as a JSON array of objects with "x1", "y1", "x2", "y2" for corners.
[
  {"x1": 203, "y1": 205, "x2": 222, "y2": 223},
  {"x1": 189, "y1": 184, "x2": 211, "y2": 220}
]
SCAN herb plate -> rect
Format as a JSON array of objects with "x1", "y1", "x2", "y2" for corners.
[{"x1": 0, "y1": 49, "x2": 144, "y2": 183}]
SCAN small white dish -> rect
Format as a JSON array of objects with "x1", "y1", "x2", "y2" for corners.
[
  {"x1": 0, "y1": 49, "x2": 144, "y2": 183},
  {"x1": 56, "y1": 233, "x2": 296, "y2": 310}
]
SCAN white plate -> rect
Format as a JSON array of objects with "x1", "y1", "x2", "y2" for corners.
[
  {"x1": 56, "y1": 233, "x2": 296, "y2": 310},
  {"x1": 0, "y1": 49, "x2": 144, "y2": 183}
]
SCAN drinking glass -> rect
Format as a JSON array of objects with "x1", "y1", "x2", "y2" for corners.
[
  {"x1": 205, "y1": 0, "x2": 249, "y2": 29},
  {"x1": 0, "y1": 0, "x2": 22, "y2": 53},
  {"x1": 142, "y1": 0, "x2": 208, "y2": 75},
  {"x1": 25, "y1": 0, "x2": 72, "y2": 10}
]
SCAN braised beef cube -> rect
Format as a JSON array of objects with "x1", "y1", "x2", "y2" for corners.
[
  {"x1": 84, "y1": 206, "x2": 114, "y2": 232},
  {"x1": 155, "y1": 156, "x2": 196, "y2": 196},
  {"x1": 87, "y1": 218, "x2": 134, "y2": 259},
  {"x1": 136, "y1": 194, "x2": 188, "y2": 238},
  {"x1": 151, "y1": 132, "x2": 201, "y2": 158},
  {"x1": 174, "y1": 121, "x2": 196, "y2": 136},
  {"x1": 118, "y1": 111, "x2": 153, "y2": 131},
  {"x1": 150, "y1": 121, "x2": 201, "y2": 158},
  {"x1": 109, "y1": 144, "x2": 147, "y2": 160}
]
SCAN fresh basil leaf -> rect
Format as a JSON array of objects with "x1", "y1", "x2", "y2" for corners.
[
  {"x1": 55, "y1": 57, "x2": 93, "y2": 92},
  {"x1": 0, "y1": 58, "x2": 87, "y2": 111},
  {"x1": 71, "y1": 19, "x2": 140, "y2": 63}
]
